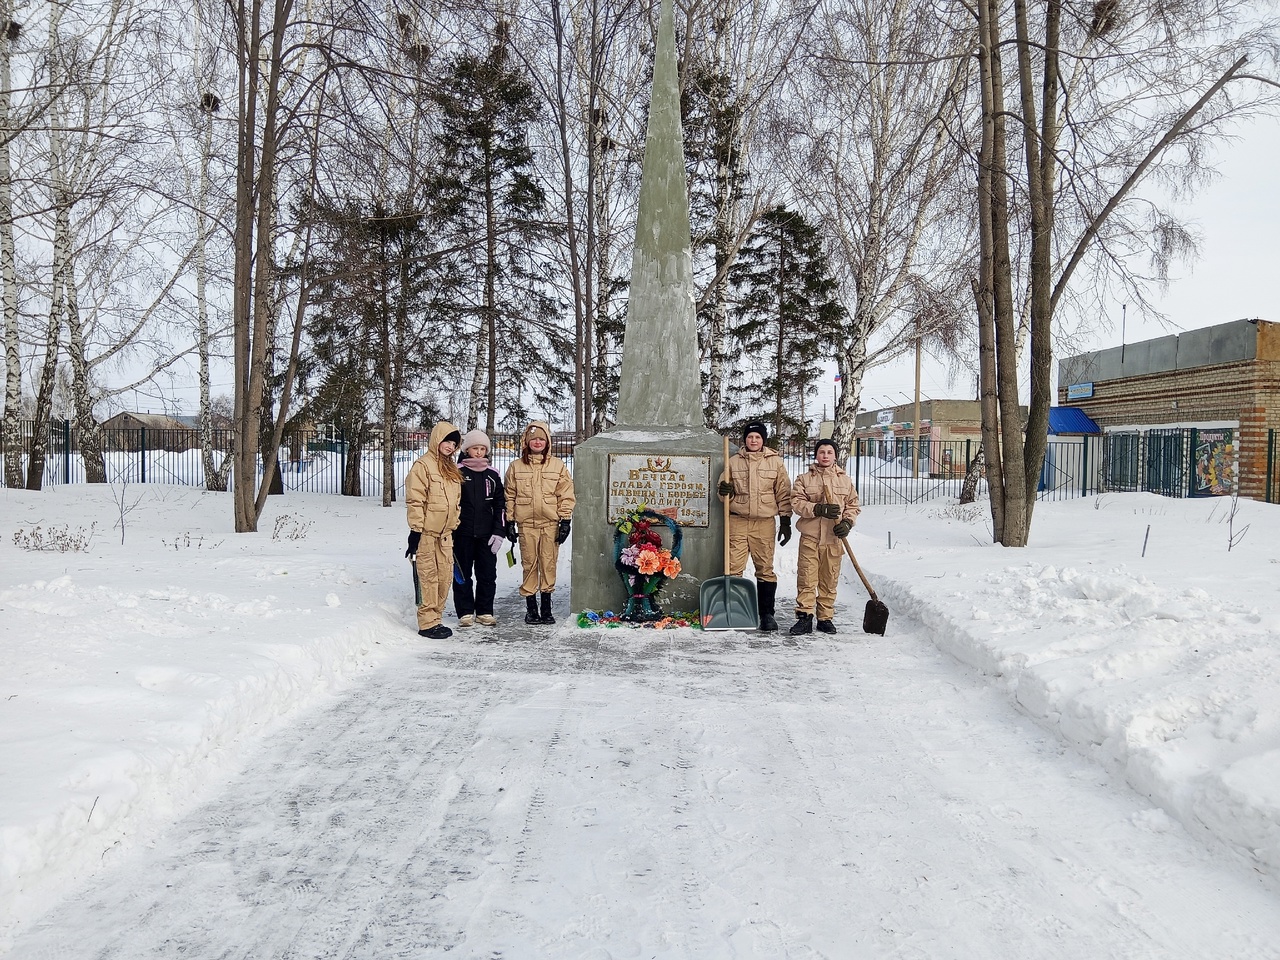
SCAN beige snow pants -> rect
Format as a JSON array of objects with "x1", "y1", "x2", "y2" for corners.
[
  {"x1": 795, "y1": 534, "x2": 841, "y2": 621},
  {"x1": 518, "y1": 523, "x2": 559, "y2": 595},
  {"x1": 728, "y1": 516, "x2": 778, "y2": 582},
  {"x1": 414, "y1": 532, "x2": 453, "y2": 630}
]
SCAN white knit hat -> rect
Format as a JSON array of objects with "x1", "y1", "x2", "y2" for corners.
[{"x1": 459, "y1": 429, "x2": 491, "y2": 455}]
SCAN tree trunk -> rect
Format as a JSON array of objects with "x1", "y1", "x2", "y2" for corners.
[
  {"x1": 831, "y1": 325, "x2": 868, "y2": 457},
  {"x1": 342, "y1": 421, "x2": 363, "y2": 496},
  {"x1": 959, "y1": 445, "x2": 985, "y2": 505},
  {"x1": 65, "y1": 256, "x2": 106, "y2": 483},
  {"x1": 975, "y1": 0, "x2": 1010, "y2": 543},
  {"x1": 1011, "y1": 0, "x2": 1059, "y2": 542},
  {"x1": 27, "y1": 285, "x2": 61, "y2": 489},
  {"x1": 548, "y1": 0, "x2": 592, "y2": 441},
  {"x1": 0, "y1": 3, "x2": 21, "y2": 489},
  {"x1": 380, "y1": 226, "x2": 395, "y2": 507},
  {"x1": 484, "y1": 167, "x2": 498, "y2": 431},
  {"x1": 231, "y1": 0, "x2": 295, "y2": 532},
  {"x1": 705, "y1": 169, "x2": 735, "y2": 428},
  {"x1": 196, "y1": 102, "x2": 229, "y2": 492}
]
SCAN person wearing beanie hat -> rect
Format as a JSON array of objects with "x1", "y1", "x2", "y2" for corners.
[
  {"x1": 405, "y1": 421, "x2": 463, "y2": 640},
  {"x1": 788, "y1": 435, "x2": 860, "y2": 636},
  {"x1": 458, "y1": 428, "x2": 490, "y2": 457},
  {"x1": 453, "y1": 429, "x2": 505, "y2": 628},
  {"x1": 717, "y1": 418, "x2": 792, "y2": 632},
  {"x1": 504, "y1": 421, "x2": 576, "y2": 625}
]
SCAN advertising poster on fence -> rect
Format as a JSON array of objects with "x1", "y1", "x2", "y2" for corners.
[{"x1": 1190, "y1": 428, "x2": 1235, "y2": 497}]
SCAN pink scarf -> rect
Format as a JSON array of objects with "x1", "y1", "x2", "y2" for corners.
[{"x1": 460, "y1": 456, "x2": 490, "y2": 471}]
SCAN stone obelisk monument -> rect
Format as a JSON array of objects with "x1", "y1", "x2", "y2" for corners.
[{"x1": 570, "y1": 0, "x2": 724, "y2": 615}]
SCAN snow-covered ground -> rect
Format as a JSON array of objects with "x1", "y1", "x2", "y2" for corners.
[{"x1": 2, "y1": 483, "x2": 1278, "y2": 955}]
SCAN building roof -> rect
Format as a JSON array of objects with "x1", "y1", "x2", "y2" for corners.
[
  {"x1": 1059, "y1": 318, "x2": 1276, "y2": 386},
  {"x1": 1048, "y1": 406, "x2": 1101, "y2": 435},
  {"x1": 103, "y1": 412, "x2": 190, "y2": 430}
]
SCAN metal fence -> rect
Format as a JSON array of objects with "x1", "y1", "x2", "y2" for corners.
[
  {"x1": 1269, "y1": 429, "x2": 1279, "y2": 504},
  {"x1": 0, "y1": 421, "x2": 576, "y2": 499},
  {"x1": 3, "y1": 420, "x2": 1114, "y2": 505},
  {"x1": 1100, "y1": 427, "x2": 1245, "y2": 499},
  {"x1": 827, "y1": 437, "x2": 1093, "y2": 505}
]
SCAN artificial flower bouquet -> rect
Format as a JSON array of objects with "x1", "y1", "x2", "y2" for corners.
[{"x1": 613, "y1": 505, "x2": 683, "y2": 621}]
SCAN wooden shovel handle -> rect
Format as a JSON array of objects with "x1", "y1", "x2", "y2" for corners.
[
  {"x1": 838, "y1": 535, "x2": 879, "y2": 602},
  {"x1": 722, "y1": 434, "x2": 731, "y2": 572}
]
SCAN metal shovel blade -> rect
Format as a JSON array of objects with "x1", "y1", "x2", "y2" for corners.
[
  {"x1": 862, "y1": 598, "x2": 889, "y2": 635},
  {"x1": 700, "y1": 574, "x2": 759, "y2": 631}
]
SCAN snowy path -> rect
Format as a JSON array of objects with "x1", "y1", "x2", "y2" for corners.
[{"x1": 9, "y1": 607, "x2": 1280, "y2": 960}]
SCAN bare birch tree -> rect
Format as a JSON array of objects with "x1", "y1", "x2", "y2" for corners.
[
  {"x1": 515, "y1": 0, "x2": 648, "y2": 438},
  {"x1": 224, "y1": 0, "x2": 321, "y2": 531},
  {"x1": 0, "y1": 3, "x2": 22, "y2": 487},
  {"x1": 972, "y1": 0, "x2": 1279, "y2": 546},
  {"x1": 772, "y1": 0, "x2": 974, "y2": 454}
]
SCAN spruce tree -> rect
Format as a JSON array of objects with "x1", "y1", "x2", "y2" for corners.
[
  {"x1": 728, "y1": 206, "x2": 845, "y2": 440},
  {"x1": 430, "y1": 24, "x2": 566, "y2": 431},
  {"x1": 301, "y1": 197, "x2": 457, "y2": 494}
]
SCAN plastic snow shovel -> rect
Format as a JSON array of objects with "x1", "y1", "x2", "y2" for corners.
[
  {"x1": 700, "y1": 436, "x2": 759, "y2": 630},
  {"x1": 411, "y1": 557, "x2": 422, "y2": 606},
  {"x1": 838, "y1": 535, "x2": 889, "y2": 635}
]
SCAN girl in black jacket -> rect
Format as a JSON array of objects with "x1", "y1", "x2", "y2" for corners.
[{"x1": 454, "y1": 429, "x2": 507, "y2": 627}]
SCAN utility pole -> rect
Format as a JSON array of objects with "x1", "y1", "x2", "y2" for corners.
[{"x1": 912, "y1": 316, "x2": 922, "y2": 479}]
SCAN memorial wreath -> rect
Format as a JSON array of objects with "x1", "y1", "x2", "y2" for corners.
[{"x1": 613, "y1": 505, "x2": 682, "y2": 621}]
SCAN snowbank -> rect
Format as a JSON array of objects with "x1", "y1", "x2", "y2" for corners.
[{"x1": 862, "y1": 494, "x2": 1280, "y2": 874}]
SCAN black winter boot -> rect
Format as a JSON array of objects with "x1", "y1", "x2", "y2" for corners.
[
  {"x1": 816, "y1": 618, "x2": 837, "y2": 634},
  {"x1": 757, "y1": 580, "x2": 778, "y2": 632},
  {"x1": 789, "y1": 613, "x2": 814, "y2": 636},
  {"x1": 540, "y1": 592, "x2": 556, "y2": 625},
  {"x1": 525, "y1": 595, "x2": 541, "y2": 624}
]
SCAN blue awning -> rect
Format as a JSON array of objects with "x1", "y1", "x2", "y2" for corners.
[{"x1": 1049, "y1": 406, "x2": 1101, "y2": 435}]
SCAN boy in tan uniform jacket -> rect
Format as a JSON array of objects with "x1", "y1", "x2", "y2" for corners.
[
  {"x1": 504, "y1": 421, "x2": 576, "y2": 625},
  {"x1": 717, "y1": 420, "x2": 792, "y2": 632},
  {"x1": 789, "y1": 438, "x2": 860, "y2": 635}
]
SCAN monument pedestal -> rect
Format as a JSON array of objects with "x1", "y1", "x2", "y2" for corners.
[{"x1": 570, "y1": 427, "x2": 725, "y2": 615}]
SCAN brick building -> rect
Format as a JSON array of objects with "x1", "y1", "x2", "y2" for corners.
[
  {"x1": 846, "y1": 399, "x2": 986, "y2": 478},
  {"x1": 1058, "y1": 319, "x2": 1280, "y2": 501}
]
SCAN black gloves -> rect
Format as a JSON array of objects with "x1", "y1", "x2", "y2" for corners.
[
  {"x1": 813, "y1": 503, "x2": 841, "y2": 519},
  {"x1": 505, "y1": 521, "x2": 519, "y2": 543},
  {"x1": 556, "y1": 519, "x2": 572, "y2": 544},
  {"x1": 833, "y1": 519, "x2": 852, "y2": 539},
  {"x1": 777, "y1": 516, "x2": 792, "y2": 546},
  {"x1": 405, "y1": 530, "x2": 421, "y2": 558},
  {"x1": 718, "y1": 480, "x2": 735, "y2": 497}
]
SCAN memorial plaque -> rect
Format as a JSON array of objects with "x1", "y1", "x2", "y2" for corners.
[{"x1": 607, "y1": 453, "x2": 711, "y2": 527}]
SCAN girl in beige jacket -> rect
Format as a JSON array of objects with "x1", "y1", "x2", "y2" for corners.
[
  {"x1": 504, "y1": 421, "x2": 575, "y2": 624},
  {"x1": 405, "y1": 421, "x2": 462, "y2": 638}
]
